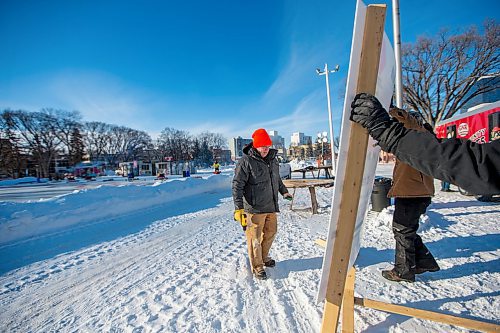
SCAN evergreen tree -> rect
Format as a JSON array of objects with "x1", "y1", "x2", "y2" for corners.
[{"x1": 70, "y1": 126, "x2": 85, "y2": 166}]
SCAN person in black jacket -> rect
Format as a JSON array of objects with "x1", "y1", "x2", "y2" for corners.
[
  {"x1": 232, "y1": 128, "x2": 292, "y2": 280},
  {"x1": 350, "y1": 93, "x2": 500, "y2": 195}
]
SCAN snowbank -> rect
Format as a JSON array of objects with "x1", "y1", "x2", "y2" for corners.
[
  {"x1": 0, "y1": 175, "x2": 231, "y2": 245},
  {"x1": 0, "y1": 177, "x2": 48, "y2": 186}
]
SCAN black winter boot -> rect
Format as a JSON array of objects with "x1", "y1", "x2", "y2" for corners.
[
  {"x1": 264, "y1": 259, "x2": 276, "y2": 267},
  {"x1": 415, "y1": 265, "x2": 440, "y2": 274},
  {"x1": 255, "y1": 269, "x2": 267, "y2": 280},
  {"x1": 382, "y1": 268, "x2": 415, "y2": 282}
]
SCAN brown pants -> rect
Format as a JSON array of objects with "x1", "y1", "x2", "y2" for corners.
[{"x1": 245, "y1": 213, "x2": 278, "y2": 273}]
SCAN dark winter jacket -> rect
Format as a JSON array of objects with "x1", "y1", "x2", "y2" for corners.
[
  {"x1": 378, "y1": 121, "x2": 500, "y2": 195},
  {"x1": 387, "y1": 108, "x2": 434, "y2": 198},
  {"x1": 232, "y1": 144, "x2": 289, "y2": 214}
]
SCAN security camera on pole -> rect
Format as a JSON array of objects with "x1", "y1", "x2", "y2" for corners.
[{"x1": 316, "y1": 63, "x2": 340, "y2": 176}]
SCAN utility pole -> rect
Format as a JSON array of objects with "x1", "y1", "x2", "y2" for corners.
[
  {"x1": 316, "y1": 63, "x2": 340, "y2": 176},
  {"x1": 392, "y1": 0, "x2": 403, "y2": 108}
]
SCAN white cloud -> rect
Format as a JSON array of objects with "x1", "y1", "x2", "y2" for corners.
[
  {"x1": 0, "y1": 70, "x2": 172, "y2": 131},
  {"x1": 46, "y1": 70, "x2": 171, "y2": 128}
]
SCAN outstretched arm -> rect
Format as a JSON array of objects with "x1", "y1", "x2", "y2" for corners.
[{"x1": 350, "y1": 93, "x2": 500, "y2": 195}]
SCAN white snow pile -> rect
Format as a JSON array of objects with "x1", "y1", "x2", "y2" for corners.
[
  {"x1": 0, "y1": 177, "x2": 48, "y2": 186},
  {"x1": 0, "y1": 175, "x2": 231, "y2": 245}
]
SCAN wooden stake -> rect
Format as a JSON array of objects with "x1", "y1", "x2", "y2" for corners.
[
  {"x1": 321, "y1": 5, "x2": 386, "y2": 333},
  {"x1": 315, "y1": 238, "x2": 327, "y2": 248},
  {"x1": 341, "y1": 267, "x2": 356, "y2": 333},
  {"x1": 309, "y1": 186, "x2": 319, "y2": 214}
]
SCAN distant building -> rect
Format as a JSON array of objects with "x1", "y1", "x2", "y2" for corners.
[
  {"x1": 268, "y1": 130, "x2": 287, "y2": 159},
  {"x1": 229, "y1": 136, "x2": 252, "y2": 161},
  {"x1": 287, "y1": 144, "x2": 314, "y2": 160},
  {"x1": 212, "y1": 148, "x2": 232, "y2": 164},
  {"x1": 290, "y1": 132, "x2": 312, "y2": 146}
]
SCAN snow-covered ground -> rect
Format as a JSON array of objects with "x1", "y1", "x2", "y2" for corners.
[{"x1": 0, "y1": 164, "x2": 498, "y2": 332}]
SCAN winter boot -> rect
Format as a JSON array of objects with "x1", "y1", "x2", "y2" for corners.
[
  {"x1": 264, "y1": 259, "x2": 276, "y2": 267},
  {"x1": 415, "y1": 253, "x2": 440, "y2": 274},
  {"x1": 254, "y1": 269, "x2": 267, "y2": 280},
  {"x1": 382, "y1": 268, "x2": 415, "y2": 282},
  {"x1": 415, "y1": 265, "x2": 440, "y2": 274}
]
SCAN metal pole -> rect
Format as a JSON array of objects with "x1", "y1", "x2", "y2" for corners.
[
  {"x1": 324, "y1": 63, "x2": 337, "y2": 176},
  {"x1": 392, "y1": 0, "x2": 403, "y2": 108}
]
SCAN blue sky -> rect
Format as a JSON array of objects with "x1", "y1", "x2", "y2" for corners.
[{"x1": 1, "y1": 0, "x2": 498, "y2": 145}]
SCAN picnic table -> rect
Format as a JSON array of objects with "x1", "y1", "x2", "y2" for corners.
[
  {"x1": 291, "y1": 166, "x2": 316, "y2": 179},
  {"x1": 282, "y1": 179, "x2": 334, "y2": 214},
  {"x1": 292, "y1": 165, "x2": 334, "y2": 179},
  {"x1": 315, "y1": 165, "x2": 333, "y2": 179}
]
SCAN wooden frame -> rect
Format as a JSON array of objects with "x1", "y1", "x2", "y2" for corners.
[
  {"x1": 316, "y1": 240, "x2": 500, "y2": 332},
  {"x1": 347, "y1": 269, "x2": 499, "y2": 333}
]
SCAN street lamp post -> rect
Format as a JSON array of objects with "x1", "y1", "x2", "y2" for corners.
[
  {"x1": 317, "y1": 132, "x2": 328, "y2": 164},
  {"x1": 316, "y1": 63, "x2": 340, "y2": 176}
]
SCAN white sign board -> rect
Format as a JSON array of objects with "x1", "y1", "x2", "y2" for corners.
[{"x1": 317, "y1": 0, "x2": 395, "y2": 303}]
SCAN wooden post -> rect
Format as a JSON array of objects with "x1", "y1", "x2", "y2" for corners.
[
  {"x1": 321, "y1": 5, "x2": 386, "y2": 333},
  {"x1": 315, "y1": 238, "x2": 327, "y2": 248},
  {"x1": 309, "y1": 186, "x2": 319, "y2": 214},
  {"x1": 354, "y1": 297, "x2": 500, "y2": 333},
  {"x1": 341, "y1": 267, "x2": 356, "y2": 333}
]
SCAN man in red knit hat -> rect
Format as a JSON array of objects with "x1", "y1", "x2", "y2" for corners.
[{"x1": 232, "y1": 128, "x2": 292, "y2": 280}]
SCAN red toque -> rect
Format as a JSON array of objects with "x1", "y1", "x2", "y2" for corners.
[{"x1": 252, "y1": 128, "x2": 272, "y2": 148}]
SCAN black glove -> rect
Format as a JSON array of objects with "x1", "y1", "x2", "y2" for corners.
[{"x1": 350, "y1": 93, "x2": 391, "y2": 140}]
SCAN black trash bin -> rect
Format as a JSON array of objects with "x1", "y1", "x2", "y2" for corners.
[{"x1": 371, "y1": 177, "x2": 392, "y2": 212}]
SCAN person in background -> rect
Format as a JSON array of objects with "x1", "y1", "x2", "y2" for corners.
[
  {"x1": 440, "y1": 130, "x2": 454, "y2": 192},
  {"x1": 213, "y1": 160, "x2": 220, "y2": 174},
  {"x1": 382, "y1": 107, "x2": 440, "y2": 282},
  {"x1": 350, "y1": 93, "x2": 500, "y2": 195},
  {"x1": 440, "y1": 181, "x2": 451, "y2": 192},
  {"x1": 232, "y1": 128, "x2": 293, "y2": 280}
]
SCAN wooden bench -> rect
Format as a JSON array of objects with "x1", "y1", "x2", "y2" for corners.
[{"x1": 282, "y1": 179, "x2": 334, "y2": 214}]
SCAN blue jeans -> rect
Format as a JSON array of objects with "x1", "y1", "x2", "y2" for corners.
[{"x1": 441, "y1": 181, "x2": 450, "y2": 191}]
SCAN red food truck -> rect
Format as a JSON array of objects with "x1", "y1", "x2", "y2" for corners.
[
  {"x1": 435, "y1": 101, "x2": 500, "y2": 142},
  {"x1": 435, "y1": 100, "x2": 500, "y2": 199}
]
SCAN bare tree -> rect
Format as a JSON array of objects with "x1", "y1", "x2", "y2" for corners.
[
  {"x1": 105, "y1": 125, "x2": 128, "y2": 165},
  {"x1": 121, "y1": 128, "x2": 152, "y2": 161},
  {"x1": 83, "y1": 121, "x2": 111, "y2": 161},
  {"x1": 402, "y1": 20, "x2": 499, "y2": 127},
  {"x1": 157, "y1": 127, "x2": 192, "y2": 161},
  {"x1": 196, "y1": 131, "x2": 228, "y2": 165},
  {"x1": 43, "y1": 108, "x2": 82, "y2": 164},
  {"x1": 5, "y1": 110, "x2": 63, "y2": 177}
]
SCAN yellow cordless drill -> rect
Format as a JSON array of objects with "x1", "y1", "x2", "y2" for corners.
[{"x1": 234, "y1": 209, "x2": 247, "y2": 231}]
